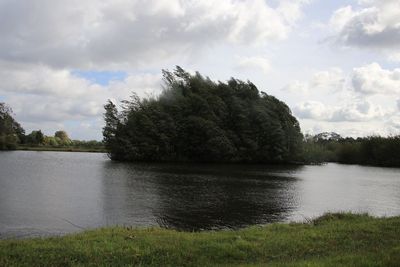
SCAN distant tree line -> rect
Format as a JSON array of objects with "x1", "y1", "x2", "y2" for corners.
[
  {"x1": 303, "y1": 132, "x2": 400, "y2": 167},
  {"x1": 103, "y1": 67, "x2": 304, "y2": 163},
  {"x1": 0, "y1": 103, "x2": 103, "y2": 150},
  {"x1": 21, "y1": 130, "x2": 104, "y2": 149}
]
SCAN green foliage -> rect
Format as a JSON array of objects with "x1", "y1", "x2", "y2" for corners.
[
  {"x1": 21, "y1": 129, "x2": 104, "y2": 152},
  {"x1": 43, "y1": 136, "x2": 61, "y2": 146},
  {"x1": 1, "y1": 213, "x2": 399, "y2": 266},
  {"x1": 302, "y1": 133, "x2": 400, "y2": 167},
  {"x1": 25, "y1": 130, "x2": 45, "y2": 145},
  {"x1": 337, "y1": 136, "x2": 400, "y2": 166},
  {"x1": 302, "y1": 142, "x2": 334, "y2": 164},
  {"x1": 70, "y1": 139, "x2": 104, "y2": 149},
  {"x1": 0, "y1": 134, "x2": 18, "y2": 150},
  {"x1": 104, "y1": 67, "x2": 303, "y2": 163},
  {"x1": 0, "y1": 103, "x2": 24, "y2": 150},
  {"x1": 54, "y1": 130, "x2": 72, "y2": 145},
  {"x1": 103, "y1": 100, "x2": 120, "y2": 158}
]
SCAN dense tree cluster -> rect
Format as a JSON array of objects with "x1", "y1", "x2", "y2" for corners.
[{"x1": 103, "y1": 67, "x2": 303, "y2": 163}]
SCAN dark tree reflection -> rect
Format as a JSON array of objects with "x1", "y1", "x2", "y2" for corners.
[
  {"x1": 101, "y1": 162, "x2": 301, "y2": 231},
  {"x1": 147, "y1": 164, "x2": 300, "y2": 230}
]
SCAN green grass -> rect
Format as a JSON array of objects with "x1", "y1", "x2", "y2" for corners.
[
  {"x1": 16, "y1": 145, "x2": 106, "y2": 153},
  {"x1": 1, "y1": 213, "x2": 399, "y2": 266}
]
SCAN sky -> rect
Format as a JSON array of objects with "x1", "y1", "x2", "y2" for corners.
[{"x1": 0, "y1": 0, "x2": 399, "y2": 140}]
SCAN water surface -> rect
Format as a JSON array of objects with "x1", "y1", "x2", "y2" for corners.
[{"x1": 1, "y1": 151, "x2": 399, "y2": 238}]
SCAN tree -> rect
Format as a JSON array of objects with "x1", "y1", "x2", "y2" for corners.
[
  {"x1": 26, "y1": 130, "x2": 44, "y2": 145},
  {"x1": 55, "y1": 130, "x2": 69, "y2": 141},
  {"x1": 44, "y1": 136, "x2": 60, "y2": 146},
  {"x1": 54, "y1": 130, "x2": 71, "y2": 145},
  {"x1": 103, "y1": 67, "x2": 304, "y2": 163},
  {"x1": 0, "y1": 103, "x2": 24, "y2": 150},
  {"x1": 103, "y1": 100, "x2": 121, "y2": 158}
]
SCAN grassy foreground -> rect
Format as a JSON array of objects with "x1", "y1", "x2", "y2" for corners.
[{"x1": 1, "y1": 213, "x2": 399, "y2": 267}]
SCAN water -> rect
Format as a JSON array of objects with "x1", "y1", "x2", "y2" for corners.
[{"x1": 1, "y1": 151, "x2": 399, "y2": 238}]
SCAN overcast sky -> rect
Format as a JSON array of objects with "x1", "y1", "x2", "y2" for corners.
[{"x1": 0, "y1": 0, "x2": 399, "y2": 140}]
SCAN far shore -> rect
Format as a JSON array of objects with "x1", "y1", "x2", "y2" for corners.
[{"x1": 16, "y1": 145, "x2": 106, "y2": 153}]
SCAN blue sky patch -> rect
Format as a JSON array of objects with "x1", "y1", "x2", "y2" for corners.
[{"x1": 72, "y1": 70, "x2": 127, "y2": 86}]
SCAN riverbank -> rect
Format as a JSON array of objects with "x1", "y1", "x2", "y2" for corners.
[
  {"x1": 16, "y1": 145, "x2": 106, "y2": 153},
  {"x1": 1, "y1": 213, "x2": 399, "y2": 266}
]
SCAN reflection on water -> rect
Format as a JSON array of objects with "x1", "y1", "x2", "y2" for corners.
[
  {"x1": 1, "y1": 151, "x2": 400, "y2": 238},
  {"x1": 142, "y1": 164, "x2": 300, "y2": 230},
  {"x1": 100, "y1": 163, "x2": 301, "y2": 231}
]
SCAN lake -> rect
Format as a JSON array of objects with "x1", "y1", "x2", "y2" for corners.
[{"x1": 1, "y1": 151, "x2": 400, "y2": 238}]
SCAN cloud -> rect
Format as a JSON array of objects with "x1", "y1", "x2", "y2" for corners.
[
  {"x1": 294, "y1": 99, "x2": 387, "y2": 122},
  {"x1": 0, "y1": 0, "x2": 309, "y2": 69},
  {"x1": 351, "y1": 63, "x2": 400, "y2": 95},
  {"x1": 329, "y1": 0, "x2": 400, "y2": 58},
  {"x1": 384, "y1": 115, "x2": 400, "y2": 135},
  {"x1": 330, "y1": 99, "x2": 387, "y2": 122},
  {"x1": 293, "y1": 101, "x2": 331, "y2": 120},
  {"x1": 282, "y1": 68, "x2": 345, "y2": 93},
  {"x1": 0, "y1": 62, "x2": 162, "y2": 138},
  {"x1": 0, "y1": 62, "x2": 103, "y2": 97},
  {"x1": 284, "y1": 63, "x2": 400, "y2": 97},
  {"x1": 288, "y1": 63, "x2": 400, "y2": 137},
  {"x1": 235, "y1": 56, "x2": 271, "y2": 75},
  {"x1": 287, "y1": 63, "x2": 400, "y2": 124},
  {"x1": 282, "y1": 80, "x2": 309, "y2": 94},
  {"x1": 277, "y1": 0, "x2": 311, "y2": 25},
  {"x1": 309, "y1": 68, "x2": 345, "y2": 91}
]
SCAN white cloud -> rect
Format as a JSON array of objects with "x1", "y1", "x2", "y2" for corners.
[
  {"x1": 0, "y1": 62, "x2": 162, "y2": 139},
  {"x1": 282, "y1": 80, "x2": 309, "y2": 94},
  {"x1": 329, "y1": 0, "x2": 400, "y2": 58},
  {"x1": 283, "y1": 68, "x2": 345, "y2": 94},
  {"x1": 235, "y1": 56, "x2": 271, "y2": 75},
  {"x1": 0, "y1": 0, "x2": 309, "y2": 69},
  {"x1": 288, "y1": 63, "x2": 400, "y2": 136},
  {"x1": 0, "y1": 62, "x2": 103, "y2": 97},
  {"x1": 287, "y1": 64, "x2": 400, "y2": 126},
  {"x1": 330, "y1": 6, "x2": 355, "y2": 32},
  {"x1": 108, "y1": 73, "x2": 163, "y2": 101},
  {"x1": 310, "y1": 68, "x2": 345, "y2": 91},
  {"x1": 330, "y1": 99, "x2": 387, "y2": 122},
  {"x1": 294, "y1": 99, "x2": 387, "y2": 122},
  {"x1": 388, "y1": 52, "x2": 400, "y2": 62},
  {"x1": 293, "y1": 101, "x2": 332, "y2": 120},
  {"x1": 351, "y1": 63, "x2": 400, "y2": 95},
  {"x1": 385, "y1": 116, "x2": 400, "y2": 135},
  {"x1": 277, "y1": 0, "x2": 311, "y2": 26}
]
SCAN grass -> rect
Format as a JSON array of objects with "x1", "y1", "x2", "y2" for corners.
[
  {"x1": 1, "y1": 213, "x2": 399, "y2": 266},
  {"x1": 16, "y1": 145, "x2": 106, "y2": 153}
]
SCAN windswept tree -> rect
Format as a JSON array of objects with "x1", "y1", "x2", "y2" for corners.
[
  {"x1": 103, "y1": 100, "x2": 121, "y2": 159},
  {"x1": 103, "y1": 67, "x2": 303, "y2": 163},
  {"x1": 0, "y1": 103, "x2": 24, "y2": 150}
]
